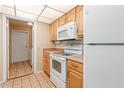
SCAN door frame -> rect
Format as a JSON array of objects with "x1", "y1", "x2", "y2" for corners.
[{"x1": 2, "y1": 14, "x2": 37, "y2": 82}]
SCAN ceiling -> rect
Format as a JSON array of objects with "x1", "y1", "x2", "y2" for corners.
[{"x1": 0, "y1": 5, "x2": 76, "y2": 24}]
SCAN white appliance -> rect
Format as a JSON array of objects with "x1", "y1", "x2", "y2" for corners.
[
  {"x1": 84, "y1": 5, "x2": 124, "y2": 88},
  {"x1": 57, "y1": 21, "x2": 77, "y2": 40},
  {"x1": 50, "y1": 46, "x2": 82, "y2": 88}
]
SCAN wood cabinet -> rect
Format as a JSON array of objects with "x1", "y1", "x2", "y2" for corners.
[
  {"x1": 50, "y1": 20, "x2": 58, "y2": 41},
  {"x1": 43, "y1": 52, "x2": 47, "y2": 72},
  {"x1": 46, "y1": 55, "x2": 50, "y2": 75},
  {"x1": 67, "y1": 60, "x2": 83, "y2": 88},
  {"x1": 68, "y1": 68, "x2": 83, "y2": 88},
  {"x1": 66, "y1": 8, "x2": 76, "y2": 23},
  {"x1": 50, "y1": 5, "x2": 83, "y2": 41},
  {"x1": 50, "y1": 24, "x2": 54, "y2": 41},
  {"x1": 43, "y1": 52, "x2": 50, "y2": 76},
  {"x1": 76, "y1": 5, "x2": 83, "y2": 37},
  {"x1": 58, "y1": 15, "x2": 66, "y2": 27}
]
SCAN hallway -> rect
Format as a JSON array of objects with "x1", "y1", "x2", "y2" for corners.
[
  {"x1": 9, "y1": 61, "x2": 32, "y2": 79},
  {"x1": 0, "y1": 72, "x2": 56, "y2": 88}
]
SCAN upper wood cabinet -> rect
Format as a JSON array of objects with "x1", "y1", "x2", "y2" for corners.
[
  {"x1": 76, "y1": 5, "x2": 83, "y2": 37},
  {"x1": 50, "y1": 5, "x2": 83, "y2": 41},
  {"x1": 50, "y1": 20, "x2": 58, "y2": 41},
  {"x1": 58, "y1": 15, "x2": 66, "y2": 27},
  {"x1": 66, "y1": 8, "x2": 76, "y2": 23}
]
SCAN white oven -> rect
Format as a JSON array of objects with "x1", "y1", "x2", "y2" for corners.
[
  {"x1": 50, "y1": 55, "x2": 67, "y2": 88},
  {"x1": 50, "y1": 46, "x2": 82, "y2": 88}
]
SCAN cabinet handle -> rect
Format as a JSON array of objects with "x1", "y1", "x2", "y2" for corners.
[{"x1": 71, "y1": 65, "x2": 78, "y2": 68}]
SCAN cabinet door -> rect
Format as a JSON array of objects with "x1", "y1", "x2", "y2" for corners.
[
  {"x1": 43, "y1": 53, "x2": 47, "y2": 72},
  {"x1": 50, "y1": 20, "x2": 58, "y2": 41},
  {"x1": 46, "y1": 56, "x2": 50, "y2": 76},
  {"x1": 67, "y1": 68, "x2": 83, "y2": 88},
  {"x1": 66, "y1": 8, "x2": 76, "y2": 23},
  {"x1": 50, "y1": 23, "x2": 54, "y2": 41},
  {"x1": 53, "y1": 20, "x2": 58, "y2": 40},
  {"x1": 59, "y1": 15, "x2": 66, "y2": 27},
  {"x1": 76, "y1": 5, "x2": 83, "y2": 37}
]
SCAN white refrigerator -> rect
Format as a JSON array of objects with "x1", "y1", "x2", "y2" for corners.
[{"x1": 84, "y1": 5, "x2": 124, "y2": 88}]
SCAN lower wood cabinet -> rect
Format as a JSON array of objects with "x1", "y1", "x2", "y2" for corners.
[
  {"x1": 43, "y1": 52, "x2": 47, "y2": 72},
  {"x1": 46, "y1": 55, "x2": 50, "y2": 75},
  {"x1": 43, "y1": 52, "x2": 50, "y2": 76},
  {"x1": 67, "y1": 60, "x2": 83, "y2": 88},
  {"x1": 67, "y1": 68, "x2": 83, "y2": 88}
]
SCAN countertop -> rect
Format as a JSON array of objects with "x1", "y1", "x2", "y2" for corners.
[
  {"x1": 43, "y1": 48, "x2": 64, "y2": 54},
  {"x1": 43, "y1": 48, "x2": 83, "y2": 64},
  {"x1": 68, "y1": 54, "x2": 83, "y2": 64}
]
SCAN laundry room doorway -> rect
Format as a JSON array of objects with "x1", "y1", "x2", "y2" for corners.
[{"x1": 8, "y1": 19, "x2": 33, "y2": 79}]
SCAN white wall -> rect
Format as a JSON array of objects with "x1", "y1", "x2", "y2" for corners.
[
  {"x1": 56, "y1": 39, "x2": 83, "y2": 50},
  {"x1": 35, "y1": 21, "x2": 55, "y2": 72}
]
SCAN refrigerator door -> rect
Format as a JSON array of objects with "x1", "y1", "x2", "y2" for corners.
[
  {"x1": 84, "y1": 5, "x2": 124, "y2": 44},
  {"x1": 84, "y1": 45, "x2": 124, "y2": 88}
]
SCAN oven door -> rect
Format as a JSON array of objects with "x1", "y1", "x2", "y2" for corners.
[{"x1": 51, "y1": 56, "x2": 67, "y2": 82}]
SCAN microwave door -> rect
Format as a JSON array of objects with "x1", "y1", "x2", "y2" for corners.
[{"x1": 57, "y1": 29, "x2": 68, "y2": 40}]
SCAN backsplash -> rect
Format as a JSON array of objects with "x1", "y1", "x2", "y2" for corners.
[{"x1": 55, "y1": 39, "x2": 83, "y2": 51}]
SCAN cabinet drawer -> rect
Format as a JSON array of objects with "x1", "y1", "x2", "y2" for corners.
[{"x1": 68, "y1": 60, "x2": 83, "y2": 73}]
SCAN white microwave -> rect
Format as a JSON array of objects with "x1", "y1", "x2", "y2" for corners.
[{"x1": 57, "y1": 21, "x2": 77, "y2": 40}]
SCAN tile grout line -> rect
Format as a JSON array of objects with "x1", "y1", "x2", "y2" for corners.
[
  {"x1": 15, "y1": 63, "x2": 18, "y2": 78},
  {"x1": 22, "y1": 62, "x2": 26, "y2": 76},
  {"x1": 28, "y1": 74, "x2": 33, "y2": 88},
  {"x1": 27, "y1": 75, "x2": 32, "y2": 88},
  {"x1": 11, "y1": 79, "x2": 14, "y2": 88},
  {"x1": 21, "y1": 77, "x2": 22, "y2": 88},
  {"x1": 34, "y1": 74, "x2": 42, "y2": 88},
  {"x1": 40, "y1": 72, "x2": 53, "y2": 88},
  {"x1": 43, "y1": 73, "x2": 56, "y2": 88}
]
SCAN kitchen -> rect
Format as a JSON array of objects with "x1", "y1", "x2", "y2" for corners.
[
  {"x1": 1, "y1": 5, "x2": 124, "y2": 89},
  {"x1": 0, "y1": 5, "x2": 83, "y2": 88},
  {"x1": 44, "y1": 5, "x2": 83, "y2": 88},
  {"x1": 1, "y1": 0, "x2": 124, "y2": 93}
]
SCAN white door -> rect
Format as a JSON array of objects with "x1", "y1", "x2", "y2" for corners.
[{"x1": 12, "y1": 31, "x2": 28, "y2": 62}]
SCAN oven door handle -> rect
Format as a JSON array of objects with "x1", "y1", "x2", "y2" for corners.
[{"x1": 51, "y1": 56, "x2": 66, "y2": 61}]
